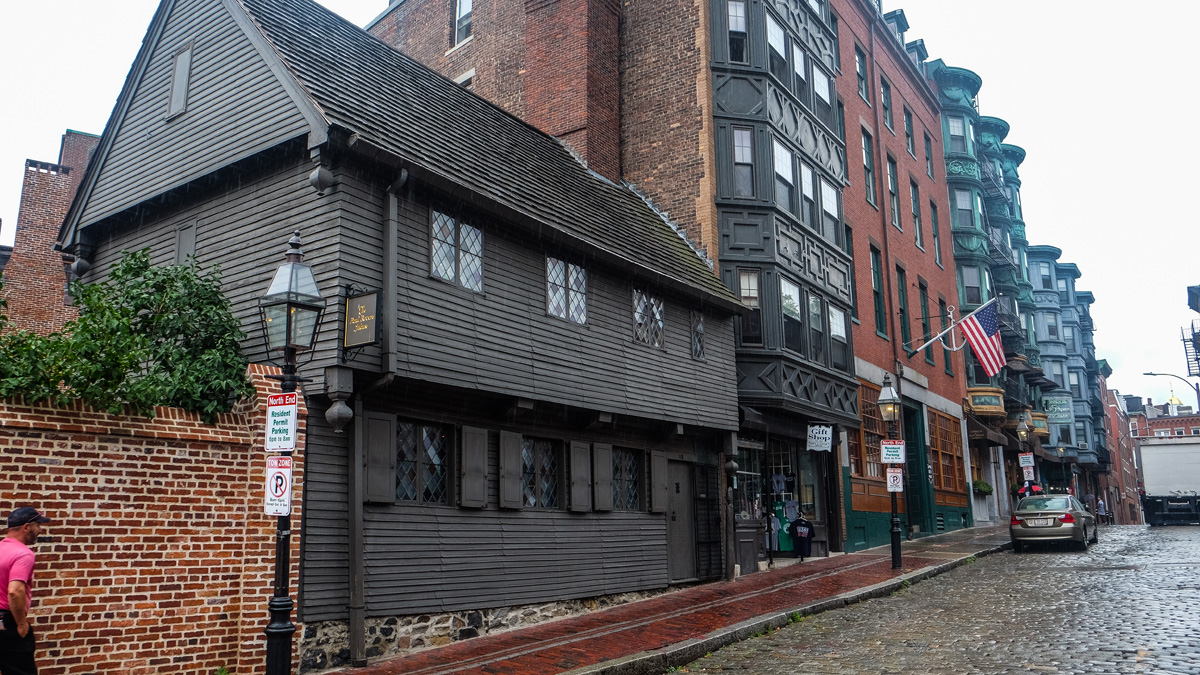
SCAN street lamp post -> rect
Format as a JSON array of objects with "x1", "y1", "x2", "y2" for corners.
[
  {"x1": 258, "y1": 231, "x2": 325, "y2": 675},
  {"x1": 878, "y1": 374, "x2": 903, "y2": 570},
  {"x1": 1143, "y1": 372, "x2": 1200, "y2": 411}
]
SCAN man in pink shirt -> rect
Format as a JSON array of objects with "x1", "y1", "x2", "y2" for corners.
[{"x1": 0, "y1": 506, "x2": 49, "y2": 675}]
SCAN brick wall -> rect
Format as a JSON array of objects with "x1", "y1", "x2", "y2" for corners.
[
  {"x1": 0, "y1": 364, "x2": 306, "y2": 675},
  {"x1": 1, "y1": 131, "x2": 100, "y2": 337}
]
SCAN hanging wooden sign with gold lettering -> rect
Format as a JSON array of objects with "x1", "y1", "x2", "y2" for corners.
[{"x1": 344, "y1": 291, "x2": 380, "y2": 348}]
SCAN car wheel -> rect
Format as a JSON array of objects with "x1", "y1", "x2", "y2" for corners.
[
  {"x1": 1012, "y1": 540, "x2": 1024, "y2": 554},
  {"x1": 1090, "y1": 525, "x2": 1099, "y2": 544},
  {"x1": 1077, "y1": 531, "x2": 1089, "y2": 551}
]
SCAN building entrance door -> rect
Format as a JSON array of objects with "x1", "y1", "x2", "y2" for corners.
[{"x1": 667, "y1": 460, "x2": 697, "y2": 582}]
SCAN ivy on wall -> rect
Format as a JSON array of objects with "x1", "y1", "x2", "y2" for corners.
[{"x1": 0, "y1": 250, "x2": 255, "y2": 422}]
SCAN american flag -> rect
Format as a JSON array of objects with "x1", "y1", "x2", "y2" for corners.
[{"x1": 960, "y1": 302, "x2": 1006, "y2": 377}]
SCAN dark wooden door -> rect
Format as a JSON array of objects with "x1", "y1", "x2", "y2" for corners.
[{"x1": 667, "y1": 460, "x2": 697, "y2": 581}]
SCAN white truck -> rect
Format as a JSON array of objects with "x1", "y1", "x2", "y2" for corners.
[{"x1": 1139, "y1": 437, "x2": 1200, "y2": 526}]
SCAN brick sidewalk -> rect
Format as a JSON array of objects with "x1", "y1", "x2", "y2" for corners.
[{"x1": 322, "y1": 525, "x2": 1011, "y2": 675}]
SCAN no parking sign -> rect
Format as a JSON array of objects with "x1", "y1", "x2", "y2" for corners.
[{"x1": 265, "y1": 456, "x2": 293, "y2": 516}]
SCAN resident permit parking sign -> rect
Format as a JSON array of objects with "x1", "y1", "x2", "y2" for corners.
[
  {"x1": 880, "y1": 439, "x2": 906, "y2": 464},
  {"x1": 886, "y1": 467, "x2": 904, "y2": 492},
  {"x1": 266, "y1": 393, "x2": 298, "y2": 452},
  {"x1": 1019, "y1": 452, "x2": 1035, "y2": 468},
  {"x1": 265, "y1": 456, "x2": 293, "y2": 516}
]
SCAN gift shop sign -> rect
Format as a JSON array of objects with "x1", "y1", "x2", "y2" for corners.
[{"x1": 265, "y1": 393, "x2": 298, "y2": 452}]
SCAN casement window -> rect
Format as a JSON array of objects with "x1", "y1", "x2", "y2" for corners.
[
  {"x1": 612, "y1": 447, "x2": 642, "y2": 511},
  {"x1": 431, "y1": 210, "x2": 483, "y2": 292},
  {"x1": 1046, "y1": 312, "x2": 1059, "y2": 339},
  {"x1": 871, "y1": 246, "x2": 887, "y2": 336},
  {"x1": 928, "y1": 410, "x2": 966, "y2": 493},
  {"x1": 1063, "y1": 325, "x2": 1076, "y2": 351},
  {"x1": 897, "y1": 266, "x2": 911, "y2": 347},
  {"x1": 1039, "y1": 262, "x2": 1053, "y2": 290},
  {"x1": 974, "y1": 192, "x2": 984, "y2": 228},
  {"x1": 939, "y1": 299, "x2": 953, "y2": 374},
  {"x1": 844, "y1": 225, "x2": 858, "y2": 319},
  {"x1": 792, "y1": 44, "x2": 809, "y2": 106},
  {"x1": 546, "y1": 257, "x2": 586, "y2": 324},
  {"x1": 806, "y1": 0, "x2": 821, "y2": 16},
  {"x1": 800, "y1": 163, "x2": 816, "y2": 226},
  {"x1": 728, "y1": 0, "x2": 748, "y2": 63},
  {"x1": 454, "y1": 0, "x2": 472, "y2": 44},
  {"x1": 174, "y1": 221, "x2": 196, "y2": 264},
  {"x1": 166, "y1": 43, "x2": 194, "y2": 120},
  {"x1": 809, "y1": 294, "x2": 826, "y2": 364},
  {"x1": 1010, "y1": 185, "x2": 1022, "y2": 218},
  {"x1": 691, "y1": 310, "x2": 705, "y2": 360},
  {"x1": 521, "y1": 437, "x2": 562, "y2": 509},
  {"x1": 887, "y1": 157, "x2": 900, "y2": 229},
  {"x1": 738, "y1": 269, "x2": 763, "y2": 344},
  {"x1": 919, "y1": 282, "x2": 933, "y2": 363},
  {"x1": 396, "y1": 420, "x2": 450, "y2": 504},
  {"x1": 781, "y1": 277, "x2": 804, "y2": 353},
  {"x1": 1077, "y1": 423, "x2": 1089, "y2": 443},
  {"x1": 1050, "y1": 362, "x2": 1064, "y2": 389},
  {"x1": 1175, "y1": 427, "x2": 1186, "y2": 436},
  {"x1": 852, "y1": 383, "x2": 885, "y2": 478},
  {"x1": 633, "y1": 289, "x2": 664, "y2": 347},
  {"x1": 924, "y1": 133, "x2": 934, "y2": 177},
  {"x1": 766, "y1": 14, "x2": 788, "y2": 82},
  {"x1": 930, "y1": 203, "x2": 942, "y2": 266},
  {"x1": 733, "y1": 126, "x2": 754, "y2": 198},
  {"x1": 954, "y1": 189, "x2": 974, "y2": 229},
  {"x1": 961, "y1": 265, "x2": 982, "y2": 305},
  {"x1": 948, "y1": 115, "x2": 967, "y2": 153},
  {"x1": 829, "y1": 304, "x2": 849, "y2": 371},
  {"x1": 904, "y1": 108, "x2": 915, "y2": 155},
  {"x1": 862, "y1": 131, "x2": 876, "y2": 205},
  {"x1": 773, "y1": 139, "x2": 795, "y2": 213},
  {"x1": 881, "y1": 78, "x2": 893, "y2": 130},
  {"x1": 911, "y1": 182, "x2": 922, "y2": 248},
  {"x1": 1070, "y1": 372, "x2": 1083, "y2": 398},
  {"x1": 820, "y1": 178, "x2": 840, "y2": 244},
  {"x1": 1057, "y1": 278, "x2": 1070, "y2": 304},
  {"x1": 813, "y1": 67, "x2": 834, "y2": 128},
  {"x1": 836, "y1": 100, "x2": 846, "y2": 141},
  {"x1": 855, "y1": 47, "x2": 868, "y2": 101}
]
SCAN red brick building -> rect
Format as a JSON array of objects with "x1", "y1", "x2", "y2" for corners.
[
  {"x1": 1104, "y1": 384, "x2": 1141, "y2": 524},
  {"x1": 0, "y1": 130, "x2": 99, "y2": 335}
]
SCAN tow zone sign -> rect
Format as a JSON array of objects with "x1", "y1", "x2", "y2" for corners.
[{"x1": 265, "y1": 456, "x2": 293, "y2": 516}]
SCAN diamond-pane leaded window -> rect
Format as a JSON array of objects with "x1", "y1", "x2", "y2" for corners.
[
  {"x1": 430, "y1": 210, "x2": 483, "y2": 292},
  {"x1": 396, "y1": 420, "x2": 449, "y2": 504},
  {"x1": 633, "y1": 289, "x2": 664, "y2": 347},
  {"x1": 521, "y1": 437, "x2": 561, "y2": 509},
  {"x1": 547, "y1": 257, "x2": 587, "y2": 324},
  {"x1": 691, "y1": 310, "x2": 705, "y2": 360},
  {"x1": 612, "y1": 447, "x2": 641, "y2": 511}
]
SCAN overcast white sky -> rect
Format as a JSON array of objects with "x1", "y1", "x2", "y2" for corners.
[{"x1": 1, "y1": 0, "x2": 1196, "y2": 410}]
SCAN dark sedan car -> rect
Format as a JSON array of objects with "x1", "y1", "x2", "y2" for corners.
[{"x1": 1010, "y1": 495, "x2": 1097, "y2": 552}]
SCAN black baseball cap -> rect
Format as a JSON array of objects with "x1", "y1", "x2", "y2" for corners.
[{"x1": 6, "y1": 507, "x2": 50, "y2": 528}]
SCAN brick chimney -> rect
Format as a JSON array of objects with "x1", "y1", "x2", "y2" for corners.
[
  {"x1": 1, "y1": 130, "x2": 100, "y2": 336},
  {"x1": 523, "y1": 0, "x2": 620, "y2": 181}
]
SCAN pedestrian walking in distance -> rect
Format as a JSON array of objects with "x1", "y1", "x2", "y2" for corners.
[
  {"x1": 1097, "y1": 498, "x2": 1108, "y2": 525},
  {"x1": 0, "y1": 506, "x2": 50, "y2": 675}
]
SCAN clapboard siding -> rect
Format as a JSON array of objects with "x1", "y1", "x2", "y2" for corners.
[
  {"x1": 298, "y1": 401, "x2": 350, "y2": 623},
  {"x1": 392, "y1": 191, "x2": 739, "y2": 431},
  {"x1": 78, "y1": 0, "x2": 310, "y2": 228},
  {"x1": 85, "y1": 150, "x2": 346, "y2": 391}
]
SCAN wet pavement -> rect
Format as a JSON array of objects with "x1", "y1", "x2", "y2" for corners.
[{"x1": 680, "y1": 525, "x2": 1200, "y2": 674}]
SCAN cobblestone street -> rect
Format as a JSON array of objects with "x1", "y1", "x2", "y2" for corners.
[{"x1": 679, "y1": 526, "x2": 1200, "y2": 674}]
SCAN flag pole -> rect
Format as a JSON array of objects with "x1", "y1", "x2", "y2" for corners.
[{"x1": 907, "y1": 297, "x2": 998, "y2": 357}]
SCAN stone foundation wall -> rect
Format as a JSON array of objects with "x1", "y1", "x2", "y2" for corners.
[{"x1": 300, "y1": 588, "x2": 678, "y2": 673}]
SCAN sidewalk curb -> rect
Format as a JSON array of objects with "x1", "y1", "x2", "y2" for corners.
[{"x1": 562, "y1": 540, "x2": 1012, "y2": 675}]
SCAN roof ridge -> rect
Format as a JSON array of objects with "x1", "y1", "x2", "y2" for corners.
[{"x1": 622, "y1": 181, "x2": 714, "y2": 272}]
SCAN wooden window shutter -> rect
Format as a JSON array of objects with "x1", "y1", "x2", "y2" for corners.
[
  {"x1": 460, "y1": 426, "x2": 488, "y2": 508},
  {"x1": 650, "y1": 450, "x2": 669, "y2": 513},
  {"x1": 592, "y1": 443, "x2": 613, "y2": 512},
  {"x1": 363, "y1": 411, "x2": 397, "y2": 503},
  {"x1": 498, "y1": 431, "x2": 523, "y2": 509},
  {"x1": 569, "y1": 441, "x2": 592, "y2": 512}
]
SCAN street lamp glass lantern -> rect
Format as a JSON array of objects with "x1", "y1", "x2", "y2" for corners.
[
  {"x1": 878, "y1": 375, "x2": 901, "y2": 422},
  {"x1": 1017, "y1": 420, "x2": 1029, "y2": 442},
  {"x1": 259, "y1": 231, "x2": 325, "y2": 356}
]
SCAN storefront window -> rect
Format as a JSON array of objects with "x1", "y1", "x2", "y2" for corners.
[{"x1": 733, "y1": 444, "x2": 764, "y2": 521}]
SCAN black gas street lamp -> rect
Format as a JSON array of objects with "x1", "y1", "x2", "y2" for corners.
[
  {"x1": 258, "y1": 230, "x2": 325, "y2": 675},
  {"x1": 878, "y1": 374, "x2": 903, "y2": 570}
]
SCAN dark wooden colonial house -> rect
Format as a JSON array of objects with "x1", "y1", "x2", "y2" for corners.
[{"x1": 56, "y1": 0, "x2": 743, "y2": 668}]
